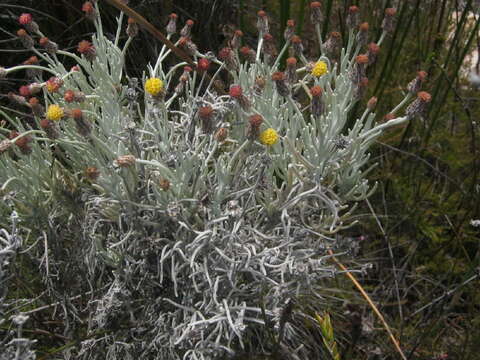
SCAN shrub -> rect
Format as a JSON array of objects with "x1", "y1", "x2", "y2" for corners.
[{"x1": 0, "y1": 2, "x2": 424, "y2": 359}]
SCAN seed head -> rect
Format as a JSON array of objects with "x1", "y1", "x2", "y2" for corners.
[
  {"x1": 46, "y1": 104, "x2": 64, "y2": 121},
  {"x1": 259, "y1": 128, "x2": 279, "y2": 146},
  {"x1": 145, "y1": 77, "x2": 164, "y2": 96}
]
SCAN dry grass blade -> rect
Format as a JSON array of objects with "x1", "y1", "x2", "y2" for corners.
[{"x1": 327, "y1": 249, "x2": 407, "y2": 360}]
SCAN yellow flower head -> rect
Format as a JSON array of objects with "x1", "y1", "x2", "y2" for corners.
[
  {"x1": 311, "y1": 61, "x2": 328, "y2": 77},
  {"x1": 46, "y1": 104, "x2": 64, "y2": 121},
  {"x1": 145, "y1": 77, "x2": 164, "y2": 96},
  {"x1": 259, "y1": 128, "x2": 279, "y2": 146}
]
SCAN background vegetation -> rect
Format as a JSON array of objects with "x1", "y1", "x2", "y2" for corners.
[{"x1": 1, "y1": 0, "x2": 479, "y2": 359}]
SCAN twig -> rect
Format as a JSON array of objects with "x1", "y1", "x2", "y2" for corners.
[{"x1": 327, "y1": 249, "x2": 408, "y2": 360}]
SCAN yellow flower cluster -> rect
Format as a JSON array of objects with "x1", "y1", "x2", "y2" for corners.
[
  {"x1": 311, "y1": 61, "x2": 328, "y2": 77},
  {"x1": 46, "y1": 104, "x2": 64, "y2": 121},
  {"x1": 145, "y1": 77, "x2": 164, "y2": 96},
  {"x1": 259, "y1": 128, "x2": 279, "y2": 146}
]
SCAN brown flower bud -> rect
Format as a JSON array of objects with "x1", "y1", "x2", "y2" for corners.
[
  {"x1": 367, "y1": 96, "x2": 378, "y2": 110},
  {"x1": 214, "y1": 127, "x2": 228, "y2": 142},
  {"x1": 85, "y1": 166, "x2": 100, "y2": 181},
  {"x1": 115, "y1": 155, "x2": 136, "y2": 167}
]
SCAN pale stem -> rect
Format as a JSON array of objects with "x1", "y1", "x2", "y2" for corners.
[
  {"x1": 391, "y1": 93, "x2": 413, "y2": 114},
  {"x1": 114, "y1": 11, "x2": 125, "y2": 47},
  {"x1": 377, "y1": 31, "x2": 387, "y2": 47},
  {"x1": 5, "y1": 65, "x2": 58, "y2": 77}
]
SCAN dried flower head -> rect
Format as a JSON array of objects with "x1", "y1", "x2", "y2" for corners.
[
  {"x1": 159, "y1": 178, "x2": 170, "y2": 191},
  {"x1": 367, "y1": 42, "x2": 380, "y2": 65},
  {"x1": 382, "y1": 8, "x2": 397, "y2": 34},
  {"x1": 17, "y1": 29, "x2": 34, "y2": 48},
  {"x1": 310, "y1": 2, "x2": 323, "y2": 25},
  {"x1": 180, "y1": 19, "x2": 194, "y2": 37},
  {"x1": 39, "y1": 118, "x2": 59, "y2": 139},
  {"x1": 249, "y1": 114, "x2": 264, "y2": 128},
  {"x1": 367, "y1": 96, "x2": 378, "y2": 110},
  {"x1": 310, "y1": 85, "x2": 323, "y2": 97},
  {"x1": 82, "y1": 1, "x2": 97, "y2": 20},
  {"x1": 85, "y1": 166, "x2": 100, "y2": 181},
  {"x1": 284, "y1": 19, "x2": 296, "y2": 41},
  {"x1": 77, "y1": 40, "x2": 96, "y2": 60},
  {"x1": 39, "y1": 37, "x2": 58, "y2": 54},
  {"x1": 126, "y1": 17, "x2": 139, "y2": 37},
  {"x1": 166, "y1": 13, "x2": 178, "y2": 35},
  {"x1": 214, "y1": 127, "x2": 228, "y2": 142},
  {"x1": 257, "y1": 10, "x2": 269, "y2": 35},
  {"x1": 197, "y1": 58, "x2": 210, "y2": 72},
  {"x1": 19, "y1": 85, "x2": 31, "y2": 97},
  {"x1": 45, "y1": 77, "x2": 63, "y2": 93},
  {"x1": 18, "y1": 13, "x2": 33, "y2": 25},
  {"x1": 229, "y1": 85, "x2": 243, "y2": 98},
  {"x1": 346, "y1": 5, "x2": 360, "y2": 29},
  {"x1": 230, "y1": 30, "x2": 243, "y2": 49}
]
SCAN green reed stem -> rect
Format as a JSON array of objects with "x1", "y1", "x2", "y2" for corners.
[
  {"x1": 296, "y1": 0, "x2": 307, "y2": 36},
  {"x1": 321, "y1": 0, "x2": 334, "y2": 39}
]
